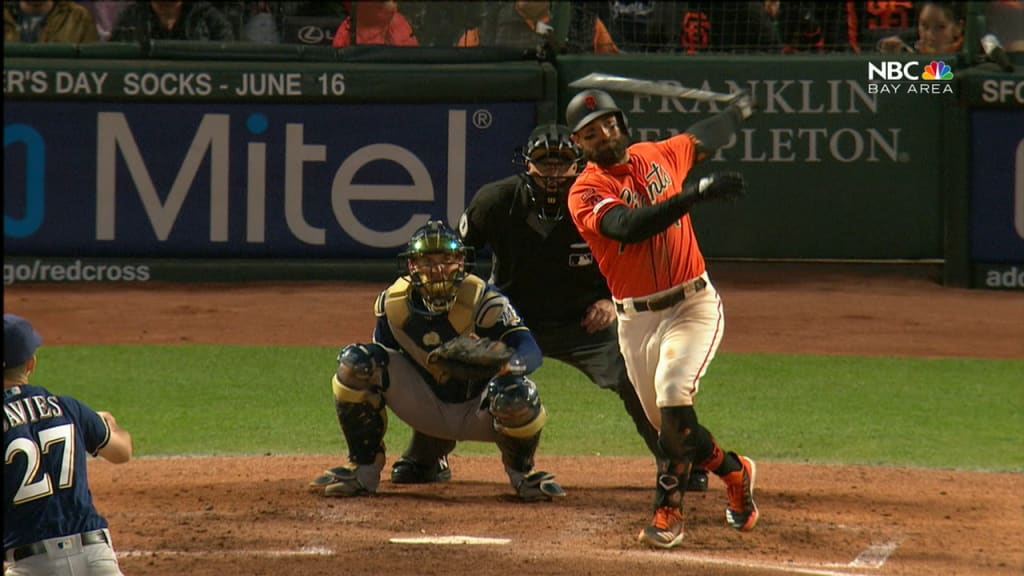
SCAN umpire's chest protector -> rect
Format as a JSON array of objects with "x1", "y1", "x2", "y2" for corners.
[{"x1": 383, "y1": 276, "x2": 486, "y2": 383}]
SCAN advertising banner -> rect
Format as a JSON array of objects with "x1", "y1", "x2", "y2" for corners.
[
  {"x1": 558, "y1": 56, "x2": 951, "y2": 259},
  {"x1": 969, "y1": 108, "x2": 1024, "y2": 289},
  {"x1": 5, "y1": 101, "x2": 534, "y2": 258}
]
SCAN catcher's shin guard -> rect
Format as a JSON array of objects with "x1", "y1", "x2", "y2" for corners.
[
  {"x1": 497, "y1": 433, "x2": 565, "y2": 501},
  {"x1": 331, "y1": 349, "x2": 388, "y2": 469}
]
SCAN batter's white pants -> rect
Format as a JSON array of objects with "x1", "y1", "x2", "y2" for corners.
[{"x1": 615, "y1": 274, "x2": 725, "y2": 432}]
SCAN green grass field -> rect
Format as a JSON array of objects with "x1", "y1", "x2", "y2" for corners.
[{"x1": 31, "y1": 345, "x2": 1024, "y2": 472}]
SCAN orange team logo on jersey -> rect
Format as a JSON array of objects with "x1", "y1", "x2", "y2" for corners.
[
  {"x1": 681, "y1": 11, "x2": 711, "y2": 53},
  {"x1": 865, "y1": 1, "x2": 912, "y2": 29},
  {"x1": 580, "y1": 188, "x2": 603, "y2": 207}
]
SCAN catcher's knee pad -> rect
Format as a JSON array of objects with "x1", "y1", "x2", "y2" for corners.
[
  {"x1": 333, "y1": 343, "x2": 388, "y2": 403},
  {"x1": 486, "y1": 373, "x2": 547, "y2": 437}
]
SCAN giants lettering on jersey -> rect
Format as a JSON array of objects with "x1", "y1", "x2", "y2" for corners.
[
  {"x1": 644, "y1": 162, "x2": 672, "y2": 200},
  {"x1": 3, "y1": 395, "x2": 64, "y2": 432}
]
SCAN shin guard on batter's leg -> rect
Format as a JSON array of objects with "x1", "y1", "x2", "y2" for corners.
[{"x1": 655, "y1": 405, "x2": 716, "y2": 506}]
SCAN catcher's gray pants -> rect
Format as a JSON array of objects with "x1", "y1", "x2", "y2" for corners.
[{"x1": 382, "y1": 350, "x2": 499, "y2": 442}]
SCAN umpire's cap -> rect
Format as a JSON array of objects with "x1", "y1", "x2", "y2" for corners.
[
  {"x1": 565, "y1": 89, "x2": 626, "y2": 134},
  {"x1": 4, "y1": 314, "x2": 42, "y2": 368}
]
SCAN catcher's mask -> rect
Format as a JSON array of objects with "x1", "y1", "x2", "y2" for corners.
[
  {"x1": 514, "y1": 124, "x2": 584, "y2": 222},
  {"x1": 399, "y1": 220, "x2": 472, "y2": 315}
]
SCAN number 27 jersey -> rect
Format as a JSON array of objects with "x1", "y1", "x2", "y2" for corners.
[{"x1": 4, "y1": 384, "x2": 112, "y2": 549}]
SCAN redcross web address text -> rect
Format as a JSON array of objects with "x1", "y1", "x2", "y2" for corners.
[{"x1": 4, "y1": 259, "x2": 151, "y2": 285}]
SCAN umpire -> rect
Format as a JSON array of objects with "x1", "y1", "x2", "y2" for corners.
[{"x1": 391, "y1": 124, "x2": 707, "y2": 491}]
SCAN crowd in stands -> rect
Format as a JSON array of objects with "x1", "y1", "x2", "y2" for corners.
[{"x1": 3, "y1": 1, "x2": 1021, "y2": 57}]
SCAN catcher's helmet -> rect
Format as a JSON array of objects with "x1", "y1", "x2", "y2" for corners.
[
  {"x1": 514, "y1": 124, "x2": 584, "y2": 221},
  {"x1": 400, "y1": 220, "x2": 470, "y2": 314},
  {"x1": 565, "y1": 89, "x2": 626, "y2": 134}
]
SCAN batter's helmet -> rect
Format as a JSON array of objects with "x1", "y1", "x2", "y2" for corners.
[
  {"x1": 565, "y1": 89, "x2": 626, "y2": 134},
  {"x1": 399, "y1": 220, "x2": 471, "y2": 314}
]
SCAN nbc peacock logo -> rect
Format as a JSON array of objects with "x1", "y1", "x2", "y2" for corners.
[{"x1": 921, "y1": 60, "x2": 954, "y2": 81}]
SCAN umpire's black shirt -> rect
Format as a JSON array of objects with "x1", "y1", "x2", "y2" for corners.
[{"x1": 459, "y1": 175, "x2": 611, "y2": 324}]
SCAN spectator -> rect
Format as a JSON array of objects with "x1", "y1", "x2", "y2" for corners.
[
  {"x1": 845, "y1": 0, "x2": 916, "y2": 53},
  {"x1": 110, "y1": 1, "x2": 235, "y2": 42},
  {"x1": 402, "y1": 1, "x2": 483, "y2": 47},
  {"x1": 3, "y1": 0, "x2": 98, "y2": 43},
  {"x1": 596, "y1": 0, "x2": 679, "y2": 53},
  {"x1": 878, "y1": 1, "x2": 963, "y2": 54},
  {"x1": 482, "y1": 1, "x2": 618, "y2": 54},
  {"x1": 331, "y1": 0, "x2": 418, "y2": 47},
  {"x1": 78, "y1": 0, "x2": 131, "y2": 42},
  {"x1": 4, "y1": 314, "x2": 134, "y2": 576},
  {"x1": 678, "y1": 1, "x2": 779, "y2": 54},
  {"x1": 773, "y1": 2, "x2": 850, "y2": 53},
  {"x1": 235, "y1": 0, "x2": 282, "y2": 44},
  {"x1": 565, "y1": 1, "x2": 619, "y2": 53},
  {"x1": 986, "y1": 0, "x2": 1024, "y2": 52}
]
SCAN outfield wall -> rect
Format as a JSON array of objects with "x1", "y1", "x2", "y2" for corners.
[{"x1": 4, "y1": 44, "x2": 1022, "y2": 288}]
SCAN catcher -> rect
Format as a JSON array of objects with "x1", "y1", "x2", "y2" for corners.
[{"x1": 309, "y1": 220, "x2": 565, "y2": 502}]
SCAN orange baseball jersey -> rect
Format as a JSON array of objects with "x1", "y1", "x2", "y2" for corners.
[{"x1": 568, "y1": 133, "x2": 705, "y2": 300}]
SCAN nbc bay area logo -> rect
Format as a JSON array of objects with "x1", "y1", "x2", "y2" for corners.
[{"x1": 866, "y1": 60, "x2": 955, "y2": 95}]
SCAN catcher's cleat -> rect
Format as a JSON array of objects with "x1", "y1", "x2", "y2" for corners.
[
  {"x1": 686, "y1": 467, "x2": 709, "y2": 492},
  {"x1": 637, "y1": 505, "x2": 685, "y2": 549},
  {"x1": 391, "y1": 456, "x2": 452, "y2": 484},
  {"x1": 724, "y1": 453, "x2": 758, "y2": 531},
  {"x1": 308, "y1": 466, "x2": 375, "y2": 497},
  {"x1": 515, "y1": 471, "x2": 566, "y2": 502}
]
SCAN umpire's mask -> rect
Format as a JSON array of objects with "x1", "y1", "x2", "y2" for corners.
[{"x1": 514, "y1": 124, "x2": 584, "y2": 222}]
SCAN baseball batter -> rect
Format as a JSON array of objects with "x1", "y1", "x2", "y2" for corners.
[
  {"x1": 565, "y1": 88, "x2": 758, "y2": 548},
  {"x1": 309, "y1": 220, "x2": 565, "y2": 502},
  {"x1": 4, "y1": 314, "x2": 133, "y2": 575}
]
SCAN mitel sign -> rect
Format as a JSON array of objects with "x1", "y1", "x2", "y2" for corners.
[
  {"x1": 4, "y1": 101, "x2": 533, "y2": 258},
  {"x1": 867, "y1": 61, "x2": 955, "y2": 95}
]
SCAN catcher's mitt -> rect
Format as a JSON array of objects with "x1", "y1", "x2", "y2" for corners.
[{"x1": 427, "y1": 335, "x2": 515, "y2": 381}]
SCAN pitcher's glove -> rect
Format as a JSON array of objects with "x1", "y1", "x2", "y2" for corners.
[{"x1": 427, "y1": 335, "x2": 515, "y2": 381}]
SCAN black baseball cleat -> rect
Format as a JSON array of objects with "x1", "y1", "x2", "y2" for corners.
[
  {"x1": 391, "y1": 456, "x2": 452, "y2": 484},
  {"x1": 686, "y1": 467, "x2": 709, "y2": 492}
]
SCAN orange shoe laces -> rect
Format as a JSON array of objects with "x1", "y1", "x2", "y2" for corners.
[{"x1": 652, "y1": 506, "x2": 683, "y2": 529}]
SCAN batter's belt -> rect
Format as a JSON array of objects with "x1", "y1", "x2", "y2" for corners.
[{"x1": 614, "y1": 273, "x2": 709, "y2": 314}]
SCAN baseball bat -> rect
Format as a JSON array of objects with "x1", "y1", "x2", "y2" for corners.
[{"x1": 568, "y1": 72, "x2": 736, "y2": 104}]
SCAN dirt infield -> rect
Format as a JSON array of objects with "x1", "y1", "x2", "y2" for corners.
[{"x1": 5, "y1": 262, "x2": 1024, "y2": 575}]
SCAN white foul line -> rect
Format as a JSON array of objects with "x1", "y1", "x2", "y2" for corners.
[
  {"x1": 662, "y1": 552, "x2": 876, "y2": 576},
  {"x1": 849, "y1": 540, "x2": 899, "y2": 568},
  {"x1": 118, "y1": 546, "x2": 334, "y2": 558}
]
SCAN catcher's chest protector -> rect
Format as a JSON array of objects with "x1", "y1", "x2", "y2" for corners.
[{"x1": 384, "y1": 275, "x2": 486, "y2": 382}]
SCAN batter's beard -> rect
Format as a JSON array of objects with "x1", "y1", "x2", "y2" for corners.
[{"x1": 586, "y1": 135, "x2": 629, "y2": 167}]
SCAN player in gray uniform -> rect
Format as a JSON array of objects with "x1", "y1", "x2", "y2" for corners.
[
  {"x1": 309, "y1": 220, "x2": 565, "y2": 501},
  {"x1": 389, "y1": 124, "x2": 708, "y2": 492}
]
